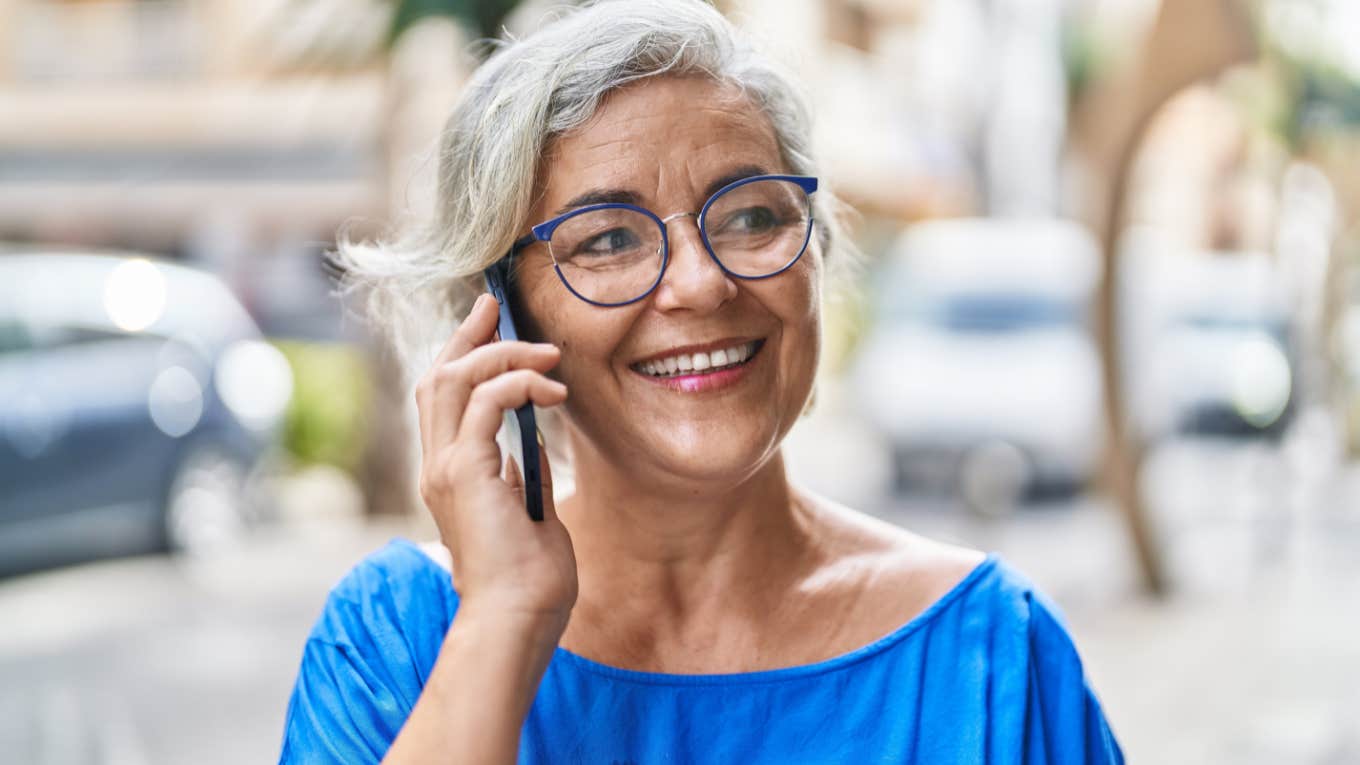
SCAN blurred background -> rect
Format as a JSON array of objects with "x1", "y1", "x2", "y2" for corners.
[{"x1": 1, "y1": 0, "x2": 1357, "y2": 762}]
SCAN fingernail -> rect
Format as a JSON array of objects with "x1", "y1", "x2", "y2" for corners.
[{"x1": 536, "y1": 428, "x2": 545, "y2": 447}]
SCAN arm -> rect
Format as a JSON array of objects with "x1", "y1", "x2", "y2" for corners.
[
  {"x1": 384, "y1": 293, "x2": 577, "y2": 762},
  {"x1": 381, "y1": 606, "x2": 564, "y2": 764},
  {"x1": 280, "y1": 296, "x2": 575, "y2": 764}
]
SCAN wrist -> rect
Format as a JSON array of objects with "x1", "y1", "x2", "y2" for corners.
[{"x1": 453, "y1": 597, "x2": 570, "y2": 648}]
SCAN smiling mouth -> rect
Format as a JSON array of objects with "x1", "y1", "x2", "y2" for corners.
[{"x1": 630, "y1": 339, "x2": 765, "y2": 379}]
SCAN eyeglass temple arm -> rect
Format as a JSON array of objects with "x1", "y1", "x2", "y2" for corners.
[{"x1": 509, "y1": 233, "x2": 538, "y2": 256}]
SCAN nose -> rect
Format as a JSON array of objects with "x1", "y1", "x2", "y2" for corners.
[{"x1": 651, "y1": 213, "x2": 737, "y2": 313}]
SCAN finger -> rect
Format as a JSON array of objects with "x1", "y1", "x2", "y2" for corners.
[
  {"x1": 498, "y1": 431, "x2": 557, "y2": 525},
  {"x1": 416, "y1": 294, "x2": 499, "y2": 458},
  {"x1": 503, "y1": 453, "x2": 523, "y2": 495},
  {"x1": 436, "y1": 292, "x2": 501, "y2": 366},
  {"x1": 536, "y1": 430, "x2": 559, "y2": 524},
  {"x1": 458, "y1": 371, "x2": 568, "y2": 465},
  {"x1": 427, "y1": 342, "x2": 561, "y2": 448},
  {"x1": 415, "y1": 377, "x2": 434, "y2": 463}
]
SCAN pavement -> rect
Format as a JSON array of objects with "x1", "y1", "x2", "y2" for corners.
[{"x1": 0, "y1": 509, "x2": 404, "y2": 765}]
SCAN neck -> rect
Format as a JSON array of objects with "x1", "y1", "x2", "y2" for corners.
[{"x1": 557, "y1": 429, "x2": 818, "y2": 623}]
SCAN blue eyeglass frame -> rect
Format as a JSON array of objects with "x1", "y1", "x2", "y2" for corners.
[{"x1": 501, "y1": 174, "x2": 819, "y2": 307}]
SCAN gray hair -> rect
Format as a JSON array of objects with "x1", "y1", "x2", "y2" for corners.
[{"x1": 335, "y1": 0, "x2": 854, "y2": 380}]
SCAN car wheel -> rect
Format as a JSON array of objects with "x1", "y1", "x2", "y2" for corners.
[
  {"x1": 958, "y1": 440, "x2": 1031, "y2": 517},
  {"x1": 161, "y1": 443, "x2": 256, "y2": 554}
]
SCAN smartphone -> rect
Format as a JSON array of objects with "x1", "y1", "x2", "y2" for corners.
[{"x1": 483, "y1": 261, "x2": 545, "y2": 521}]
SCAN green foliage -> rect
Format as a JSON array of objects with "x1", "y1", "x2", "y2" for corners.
[
  {"x1": 274, "y1": 340, "x2": 373, "y2": 473},
  {"x1": 1260, "y1": 21, "x2": 1360, "y2": 147},
  {"x1": 1061, "y1": 18, "x2": 1107, "y2": 107},
  {"x1": 389, "y1": 0, "x2": 525, "y2": 44},
  {"x1": 1294, "y1": 61, "x2": 1360, "y2": 133}
]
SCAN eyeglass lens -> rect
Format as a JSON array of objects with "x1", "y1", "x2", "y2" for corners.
[{"x1": 548, "y1": 178, "x2": 812, "y2": 304}]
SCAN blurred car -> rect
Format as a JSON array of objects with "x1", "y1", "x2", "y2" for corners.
[
  {"x1": 1121, "y1": 240, "x2": 1297, "y2": 443},
  {"x1": 849, "y1": 218, "x2": 1105, "y2": 512},
  {"x1": 1344, "y1": 303, "x2": 1360, "y2": 456},
  {"x1": 0, "y1": 251, "x2": 293, "y2": 576}
]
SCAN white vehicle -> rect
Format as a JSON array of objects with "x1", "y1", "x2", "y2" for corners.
[
  {"x1": 1120, "y1": 239, "x2": 1296, "y2": 442},
  {"x1": 849, "y1": 218, "x2": 1105, "y2": 511}
]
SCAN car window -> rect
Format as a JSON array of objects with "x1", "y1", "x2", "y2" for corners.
[
  {"x1": 8, "y1": 319, "x2": 166, "y2": 353},
  {"x1": 0, "y1": 318, "x2": 33, "y2": 354},
  {"x1": 932, "y1": 294, "x2": 1080, "y2": 332},
  {"x1": 47, "y1": 324, "x2": 155, "y2": 348}
]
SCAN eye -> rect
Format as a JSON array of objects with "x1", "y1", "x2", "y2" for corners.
[
  {"x1": 579, "y1": 227, "x2": 641, "y2": 256},
  {"x1": 723, "y1": 206, "x2": 779, "y2": 233}
]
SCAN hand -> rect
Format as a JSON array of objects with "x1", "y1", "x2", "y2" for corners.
[{"x1": 415, "y1": 293, "x2": 577, "y2": 633}]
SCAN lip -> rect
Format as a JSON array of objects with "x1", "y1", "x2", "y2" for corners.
[
  {"x1": 629, "y1": 336, "x2": 765, "y2": 366},
  {"x1": 629, "y1": 339, "x2": 766, "y2": 394}
]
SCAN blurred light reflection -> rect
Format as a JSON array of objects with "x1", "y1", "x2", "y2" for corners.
[
  {"x1": 215, "y1": 339, "x2": 294, "y2": 432},
  {"x1": 147, "y1": 365, "x2": 204, "y2": 438},
  {"x1": 102, "y1": 258, "x2": 167, "y2": 333}
]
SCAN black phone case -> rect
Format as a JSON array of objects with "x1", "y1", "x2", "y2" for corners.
[{"x1": 484, "y1": 261, "x2": 544, "y2": 522}]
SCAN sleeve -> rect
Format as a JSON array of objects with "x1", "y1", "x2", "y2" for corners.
[
  {"x1": 1022, "y1": 590, "x2": 1125, "y2": 765},
  {"x1": 277, "y1": 544, "x2": 453, "y2": 764},
  {"x1": 278, "y1": 636, "x2": 409, "y2": 764}
]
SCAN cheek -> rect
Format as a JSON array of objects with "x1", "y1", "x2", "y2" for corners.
[
  {"x1": 774, "y1": 269, "x2": 823, "y2": 405},
  {"x1": 518, "y1": 276, "x2": 633, "y2": 388},
  {"x1": 779, "y1": 261, "x2": 822, "y2": 342}
]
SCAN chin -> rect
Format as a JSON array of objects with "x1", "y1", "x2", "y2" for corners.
[
  {"x1": 564, "y1": 393, "x2": 801, "y2": 490},
  {"x1": 641, "y1": 429, "x2": 782, "y2": 487}
]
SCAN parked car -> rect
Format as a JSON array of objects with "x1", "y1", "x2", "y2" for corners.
[
  {"x1": 849, "y1": 218, "x2": 1105, "y2": 512},
  {"x1": 1120, "y1": 240, "x2": 1297, "y2": 443},
  {"x1": 1343, "y1": 303, "x2": 1360, "y2": 456},
  {"x1": 0, "y1": 251, "x2": 292, "y2": 576}
]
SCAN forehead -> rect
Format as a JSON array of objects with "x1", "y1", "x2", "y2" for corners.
[{"x1": 536, "y1": 76, "x2": 784, "y2": 204}]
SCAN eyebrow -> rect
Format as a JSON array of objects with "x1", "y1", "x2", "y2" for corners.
[
  {"x1": 702, "y1": 165, "x2": 770, "y2": 200},
  {"x1": 554, "y1": 189, "x2": 642, "y2": 215},
  {"x1": 552, "y1": 164, "x2": 773, "y2": 216}
]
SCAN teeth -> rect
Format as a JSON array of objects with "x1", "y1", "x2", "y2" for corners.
[{"x1": 635, "y1": 341, "x2": 760, "y2": 378}]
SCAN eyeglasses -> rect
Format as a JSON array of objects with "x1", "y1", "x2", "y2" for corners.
[{"x1": 502, "y1": 174, "x2": 818, "y2": 306}]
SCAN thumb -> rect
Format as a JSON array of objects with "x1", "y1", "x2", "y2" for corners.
[
  {"x1": 503, "y1": 434, "x2": 558, "y2": 524},
  {"x1": 536, "y1": 429, "x2": 560, "y2": 523},
  {"x1": 502, "y1": 452, "x2": 523, "y2": 493}
]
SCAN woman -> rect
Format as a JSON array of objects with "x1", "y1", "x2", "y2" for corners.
[{"x1": 280, "y1": 1, "x2": 1124, "y2": 763}]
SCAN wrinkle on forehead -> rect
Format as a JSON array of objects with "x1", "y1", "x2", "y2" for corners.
[
  {"x1": 531, "y1": 76, "x2": 783, "y2": 214},
  {"x1": 548, "y1": 75, "x2": 759, "y2": 153}
]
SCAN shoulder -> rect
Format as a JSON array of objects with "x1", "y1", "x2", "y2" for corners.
[
  {"x1": 792, "y1": 496, "x2": 1124, "y2": 760},
  {"x1": 281, "y1": 539, "x2": 459, "y2": 762},
  {"x1": 306, "y1": 537, "x2": 458, "y2": 650},
  {"x1": 798, "y1": 492, "x2": 986, "y2": 611},
  {"x1": 797, "y1": 492, "x2": 1085, "y2": 645}
]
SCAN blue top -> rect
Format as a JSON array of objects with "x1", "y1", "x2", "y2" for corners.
[{"x1": 279, "y1": 538, "x2": 1124, "y2": 764}]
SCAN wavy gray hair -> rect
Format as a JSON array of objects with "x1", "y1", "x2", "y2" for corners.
[{"x1": 335, "y1": 0, "x2": 853, "y2": 379}]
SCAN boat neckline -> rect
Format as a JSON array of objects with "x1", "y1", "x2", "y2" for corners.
[{"x1": 396, "y1": 536, "x2": 999, "y2": 687}]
